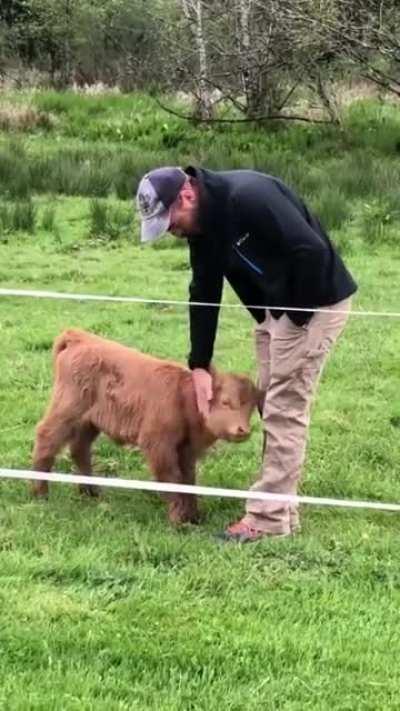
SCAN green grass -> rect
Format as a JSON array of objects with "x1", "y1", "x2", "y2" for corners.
[
  {"x1": 1, "y1": 90, "x2": 400, "y2": 709},
  {"x1": 1, "y1": 231, "x2": 400, "y2": 709},
  {"x1": 1, "y1": 90, "x2": 400, "y2": 212}
]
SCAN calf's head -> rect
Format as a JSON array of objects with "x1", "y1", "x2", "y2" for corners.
[{"x1": 205, "y1": 371, "x2": 261, "y2": 443}]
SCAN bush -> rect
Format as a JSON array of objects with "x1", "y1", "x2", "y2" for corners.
[
  {"x1": 114, "y1": 152, "x2": 162, "y2": 199},
  {"x1": 0, "y1": 199, "x2": 36, "y2": 235},
  {"x1": 311, "y1": 186, "x2": 349, "y2": 232},
  {"x1": 346, "y1": 100, "x2": 400, "y2": 155},
  {"x1": 45, "y1": 153, "x2": 112, "y2": 197},
  {"x1": 0, "y1": 104, "x2": 53, "y2": 132},
  {"x1": 89, "y1": 199, "x2": 108, "y2": 237},
  {"x1": 360, "y1": 199, "x2": 398, "y2": 247},
  {"x1": 0, "y1": 144, "x2": 31, "y2": 199},
  {"x1": 12, "y1": 198, "x2": 36, "y2": 233},
  {"x1": 0, "y1": 203, "x2": 13, "y2": 235},
  {"x1": 89, "y1": 199, "x2": 133, "y2": 242},
  {"x1": 41, "y1": 205, "x2": 56, "y2": 231}
]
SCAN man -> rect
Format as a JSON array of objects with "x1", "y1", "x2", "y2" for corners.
[{"x1": 135, "y1": 166, "x2": 357, "y2": 542}]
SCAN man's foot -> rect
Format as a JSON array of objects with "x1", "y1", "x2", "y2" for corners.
[{"x1": 218, "y1": 519, "x2": 290, "y2": 543}]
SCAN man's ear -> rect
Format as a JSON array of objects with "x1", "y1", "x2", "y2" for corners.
[{"x1": 181, "y1": 179, "x2": 197, "y2": 205}]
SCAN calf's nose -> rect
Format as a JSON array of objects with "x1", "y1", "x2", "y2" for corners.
[{"x1": 233, "y1": 424, "x2": 250, "y2": 438}]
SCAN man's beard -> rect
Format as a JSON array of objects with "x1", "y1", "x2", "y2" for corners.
[{"x1": 170, "y1": 207, "x2": 201, "y2": 238}]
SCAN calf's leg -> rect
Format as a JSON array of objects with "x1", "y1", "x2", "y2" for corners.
[
  {"x1": 143, "y1": 443, "x2": 197, "y2": 525},
  {"x1": 177, "y1": 442, "x2": 200, "y2": 523},
  {"x1": 69, "y1": 424, "x2": 100, "y2": 497},
  {"x1": 31, "y1": 415, "x2": 75, "y2": 497}
]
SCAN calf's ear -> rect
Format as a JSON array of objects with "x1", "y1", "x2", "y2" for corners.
[{"x1": 208, "y1": 365, "x2": 222, "y2": 390}]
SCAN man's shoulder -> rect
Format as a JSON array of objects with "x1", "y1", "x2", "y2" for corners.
[
  {"x1": 192, "y1": 166, "x2": 288, "y2": 230},
  {"x1": 187, "y1": 165, "x2": 283, "y2": 198},
  {"x1": 216, "y1": 168, "x2": 276, "y2": 186},
  {"x1": 220, "y1": 169, "x2": 285, "y2": 197},
  {"x1": 221, "y1": 171, "x2": 284, "y2": 212}
]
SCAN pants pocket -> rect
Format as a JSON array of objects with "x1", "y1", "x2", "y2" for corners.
[{"x1": 301, "y1": 340, "x2": 332, "y2": 392}]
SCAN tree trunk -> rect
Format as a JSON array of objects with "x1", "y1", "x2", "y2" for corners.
[
  {"x1": 237, "y1": 0, "x2": 262, "y2": 117},
  {"x1": 181, "y1": 0, "x2": 213, "y2": 120},
  {"x1": 62, "y1": 0, "x2": 72, "y2": 87}
]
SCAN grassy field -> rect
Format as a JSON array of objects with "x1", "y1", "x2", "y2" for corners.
[{"x1": 1, "y1": 91, "x2": 400, "y2": 710}]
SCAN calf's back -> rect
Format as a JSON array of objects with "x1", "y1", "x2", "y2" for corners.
[{"x1": 52, "y1": 329, "x2": 199, "y2": 447}]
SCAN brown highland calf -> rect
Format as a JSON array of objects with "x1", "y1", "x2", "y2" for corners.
[{"x1": 31, "y1": 329, "x2": 260, "y2": 523}]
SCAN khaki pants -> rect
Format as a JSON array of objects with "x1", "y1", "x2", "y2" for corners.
[{"x1": 244, "y1": 298, "x2": 352, "y2": 535}]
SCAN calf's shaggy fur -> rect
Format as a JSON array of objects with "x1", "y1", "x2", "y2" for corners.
[{"x1": 32, "y1": 329, "x2": 260, "y2": 523}]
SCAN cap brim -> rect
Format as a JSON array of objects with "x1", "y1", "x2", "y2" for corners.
[{"x1": 140, "y1": 210, "x2": 171, "y2": 243}]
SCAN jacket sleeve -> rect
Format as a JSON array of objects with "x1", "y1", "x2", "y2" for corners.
[{"x1": 187, "y1": 235, "x2": 224, "y2": 370}]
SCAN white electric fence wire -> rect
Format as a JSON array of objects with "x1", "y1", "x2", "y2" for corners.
[
  {"x1": 1, "y1": 287, "x2": 400, "y2": 318},
  {"x1": 1, "y1": 470, "x2": 400, "y2": 513}
]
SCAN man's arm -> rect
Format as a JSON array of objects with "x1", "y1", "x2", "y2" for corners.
[{"x1": 187, "y1": 235, "x2": 225, "y2": 370}]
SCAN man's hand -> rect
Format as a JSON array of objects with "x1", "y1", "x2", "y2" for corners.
[{"x1": 192, "y1": 368, "x2": 213, "y2": 418}]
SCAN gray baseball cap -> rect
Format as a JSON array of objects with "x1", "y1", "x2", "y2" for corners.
[{"x1": 136, "y1": 166, "x2": 187, "y2": 242}]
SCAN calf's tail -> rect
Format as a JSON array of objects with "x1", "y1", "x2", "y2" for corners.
[{"x1": 52, "y1": 329, "x2": 87, "y2": 367}]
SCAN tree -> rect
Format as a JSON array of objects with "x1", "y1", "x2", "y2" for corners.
[
  {"x1": 285, "y1": 0, "x2": 400, "y2": 98},
  {"x1": 181, "y1": 0, "x2": 213, "y2": 119}
]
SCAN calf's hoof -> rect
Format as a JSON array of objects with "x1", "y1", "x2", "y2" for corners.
[
  {"x1": 168, "y1": 499, "x2": 201, "y2": 526},
  {"x1": 30, "y1": 481, "x2": 49, "y2": 498},
  {"x1": 79, "y1": 483, "x2": 101, "y2": 498}
]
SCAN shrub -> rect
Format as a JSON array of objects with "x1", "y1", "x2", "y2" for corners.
[
  {"x1": 311, "y1": 186, "x2": 350, "y2": 232},
  {"x1": 41, "y1": 205, "x2": 56, "y2": 231},
  {"x1": 0, "y1": 203, "x2": 13, "y2": 235},
  {"x1": 0, "y1": 144, "x2": 31, "y2": 199},
  {"x1": 89, "y1": 199, "x2": 108, "y2": 237},
  {"x1": 360, "y1": 200, "x2": 397, "y2": 247},
  {"x1": 0, "y1": 199, "x2": 37, "y2": 235},
  {"x1": 12, "y1": 198, "x2": 36, "y2": 233},
  {"x1": 0, "y1": 104, "x2": 53, "y2": 132},
  {"x1": 89, "y1": 199, "x2": 133, "y2": 241}
]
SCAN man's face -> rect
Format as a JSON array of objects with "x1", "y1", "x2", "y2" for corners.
[{"x1": 168, "y1": 182, "x2": 200, "y2": 238}]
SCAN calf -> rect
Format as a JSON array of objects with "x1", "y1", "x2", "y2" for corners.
[{"x1": 31, "y1": 329, "x2": 260, "y2": 524}]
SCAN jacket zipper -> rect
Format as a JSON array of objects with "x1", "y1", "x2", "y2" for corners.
[{"x1": 233, "y1": 245, "x2": 263, "y2": 275}]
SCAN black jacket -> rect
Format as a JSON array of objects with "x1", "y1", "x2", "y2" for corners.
[{"x1": 185, "y1": 166, "x2": 357, "y2": 370}]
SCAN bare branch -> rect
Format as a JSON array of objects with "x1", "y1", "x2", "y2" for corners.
[{"x1": 154, "y1": 96, "x2": 334, "y2": 124}]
